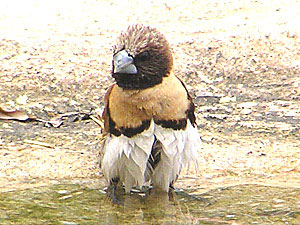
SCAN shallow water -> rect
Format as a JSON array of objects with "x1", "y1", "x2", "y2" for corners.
[{"x1": 1, "y1": 181, "x2": 300, "y2": 224}]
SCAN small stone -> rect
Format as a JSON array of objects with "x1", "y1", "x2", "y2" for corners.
[
  {"x1": 219, "y1": 96, "x2": 236, "y2": 103},
  {"x1": 16, "y1": 94, "x2": 28, "y2": 105},
  {"x1": 241, "y1": 108, "x2": 252, "y2": 115},
  {"x1": 57, "y1": 190, "x2": 68, "y2": 194},
  {"x1": 225, "y1": 214, "x2": 235, "y2": 218}
]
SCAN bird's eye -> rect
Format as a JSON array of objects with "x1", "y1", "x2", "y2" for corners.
[{"x1": 136, "y1": 51, "x2": 150, "y2": 62}]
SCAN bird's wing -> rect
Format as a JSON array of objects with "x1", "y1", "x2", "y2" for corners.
[
  {"x1": 102, "y1": 84, "x2": 115, "y2": 134},
  {"x1": 175, "y1": 75, "x2": 196, "y2": 126}
]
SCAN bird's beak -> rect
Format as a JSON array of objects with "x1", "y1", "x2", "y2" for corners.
[{"x1": 113, "y1": 50, "x2": 138, "y2": 74}]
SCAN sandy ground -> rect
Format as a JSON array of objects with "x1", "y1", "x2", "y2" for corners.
[{"x1": 1, "y1": 0, "x2": 300, "y2": 192}]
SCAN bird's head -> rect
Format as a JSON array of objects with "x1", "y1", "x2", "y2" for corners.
[{"x1": 112, "y1": 24, "x2": 173, "y2": 90}]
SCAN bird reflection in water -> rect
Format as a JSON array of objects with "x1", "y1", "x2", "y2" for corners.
[{"x1": 99, "y1": 186, "x2": 195, "y2": 224}]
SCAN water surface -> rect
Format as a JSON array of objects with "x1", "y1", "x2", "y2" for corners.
[{"x1": 1, "y1": 181, "x2": 300, "y2": 224}]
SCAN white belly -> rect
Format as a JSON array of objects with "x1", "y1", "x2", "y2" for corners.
[{"x1": 100, "y1": 120, "x2": 201, "y2": 192}]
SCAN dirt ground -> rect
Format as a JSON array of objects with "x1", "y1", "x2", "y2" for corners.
[{"x1": 1, "y1": 0, "x2": 300, "y2": 193}]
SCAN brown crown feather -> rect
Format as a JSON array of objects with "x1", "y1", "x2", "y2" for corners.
[
  {"x1": 112, "y1": 24, "x2": 174, "y2": 89},
  {"x1": 113, "y1": 24, "x2": 172, "y2": 61}
]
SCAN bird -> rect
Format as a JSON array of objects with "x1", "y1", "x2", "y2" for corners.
[{"x1": 100, "y1": 24, "x2": 201, "y2": 195}]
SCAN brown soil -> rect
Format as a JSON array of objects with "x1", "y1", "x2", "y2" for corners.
[{"x1": 1, "y1": 0, "x2": 300, "y2": 192}]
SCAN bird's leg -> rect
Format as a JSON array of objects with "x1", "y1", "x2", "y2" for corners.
[
  {"x1": 168, "y1": 184, "x2": 176, "y2": 201},
  {"x1": 107, "y1": 177, "x2": 120, "y2": 204},
  {"x1": 169, "y1": 184, "x2": 175, "y2": 190}
]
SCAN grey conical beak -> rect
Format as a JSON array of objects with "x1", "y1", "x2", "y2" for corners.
[{"x1": 113, "y1": 50, "x2": 138, "y2": 74}]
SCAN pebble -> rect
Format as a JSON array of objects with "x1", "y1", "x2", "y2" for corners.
[{"x1": 219, "y1": 96, "x2": 236, "y2": 103}]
